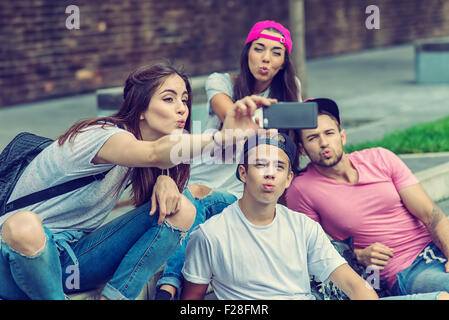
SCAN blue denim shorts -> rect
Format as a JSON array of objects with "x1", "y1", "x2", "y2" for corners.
[{"x1": 393, "y1": 241, "x2": 449, "y2": 295}]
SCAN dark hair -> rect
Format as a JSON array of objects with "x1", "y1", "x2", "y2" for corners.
[{"x1": 58, "y1": 63, "x2": 192, "y2": 207}]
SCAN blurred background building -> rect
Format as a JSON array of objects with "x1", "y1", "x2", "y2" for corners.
[{"x1": 1, "y1": 0, "x2": 449, "y2": 107}]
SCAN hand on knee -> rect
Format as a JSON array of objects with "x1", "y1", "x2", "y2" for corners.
[
  {"x1": 1, "y1": 211, "x2": 46, "y2": 256},
  {"x1": 165, "y1": 195, "x2": 196, "y2": 231}
]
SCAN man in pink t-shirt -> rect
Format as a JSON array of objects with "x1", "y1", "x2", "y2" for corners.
[{"x1": 285, "y1": 98, "x2": 449, "y2": 296}]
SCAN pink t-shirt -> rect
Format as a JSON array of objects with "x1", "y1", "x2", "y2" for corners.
[{"x1": 285, "y1": 147, "x2": 431, "y2": 289}]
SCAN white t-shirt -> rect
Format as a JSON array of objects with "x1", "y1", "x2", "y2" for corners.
[
  {"x1": 182, "y1": 201, "x2": 346, "y2": 300},
  {"x1": 1, "y1": 125, "x2": 133, "y2": 233}
]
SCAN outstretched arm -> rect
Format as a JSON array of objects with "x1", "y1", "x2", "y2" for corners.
[
  {"x1": 94, "y1": 95, "x2": 276, "y2": 169},
  {"x1": 328, "y1": 264, "x2": 379, "y2": 300}
]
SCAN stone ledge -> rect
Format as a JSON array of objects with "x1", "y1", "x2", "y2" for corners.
[{"x1": 415, "y1": 160, "x2": 449, "y2": 202}]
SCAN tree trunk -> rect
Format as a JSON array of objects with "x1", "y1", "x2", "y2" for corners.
[{"x1": 289, "y1": 0, "x2": 307, "y2": 99}]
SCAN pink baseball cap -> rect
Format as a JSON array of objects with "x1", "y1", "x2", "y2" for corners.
[{"x1": 245, "y1": 20, "x2": 293, "y2": 54}]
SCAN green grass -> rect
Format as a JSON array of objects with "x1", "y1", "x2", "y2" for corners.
[{"x1": 344, "y1": 115, "x2": 449, "y2": 154}]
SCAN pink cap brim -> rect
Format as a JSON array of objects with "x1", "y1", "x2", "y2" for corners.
[{"x1": 245, "y1": 20, "x2": 292, "y2": 54}]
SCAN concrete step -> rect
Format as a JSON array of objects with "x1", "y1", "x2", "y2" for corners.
[{"x1": 401, "y1": 153, "x2": 449, "y2": 202}]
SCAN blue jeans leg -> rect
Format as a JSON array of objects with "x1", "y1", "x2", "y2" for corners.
[
  {"x1": 60, "y1": 201, "x2": 186, "y2": 300},
  {"x1": 156, "y1": 188, "x2": 237, "y2": 296},
  {"x1": 0, "y1": 227, "x2": 65, "y2": 300},
  {"x1": 393, "y1": 242, "x2": 449, "y2": 295}
]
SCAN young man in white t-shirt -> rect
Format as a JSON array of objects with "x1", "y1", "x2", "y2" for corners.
[{"x1": 181, "y1": 133, "x2": 379, "y2": 300}]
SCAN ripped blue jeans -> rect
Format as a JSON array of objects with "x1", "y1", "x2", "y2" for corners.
[
  {"x1": 156, "y1": 188, "x2": 237, "y2": 296},
  {"x1": 0, "y1": 201, "x2": 186, "y2": 300},
  {"x1": 392, "y1": 241, "x2": 449, "y2": 296}
]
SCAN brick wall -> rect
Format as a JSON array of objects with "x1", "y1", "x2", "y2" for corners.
[
  {"x1": 1, "y1": 0, "x2": 449, "y2": 107},
  {"x1": 305, "y1": 0, "x2": 449, "y2": 58}
]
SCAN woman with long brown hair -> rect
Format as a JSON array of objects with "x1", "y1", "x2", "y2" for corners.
[
  {"x1": 0, "y1": 63, "x2": 272, "y2": 300},
  {"x1": 190, "y1": 20, "x2": 302, "y2": 196},
  {"x1": 156, "y1": 20, "x2": 303, "y2": 299}
]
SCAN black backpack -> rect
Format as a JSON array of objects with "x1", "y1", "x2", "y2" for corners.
[{"x1": 0, "y1": 132, "x2": 110, "y2": 217}]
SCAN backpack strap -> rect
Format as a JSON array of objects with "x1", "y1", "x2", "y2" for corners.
[{"x1": 4, "y1": 168, "x2": 112, "y2": 214}]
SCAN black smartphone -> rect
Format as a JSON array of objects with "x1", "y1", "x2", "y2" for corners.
[{"x1": 262, "y1": 102, "x2": 318, "y2": 129}]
